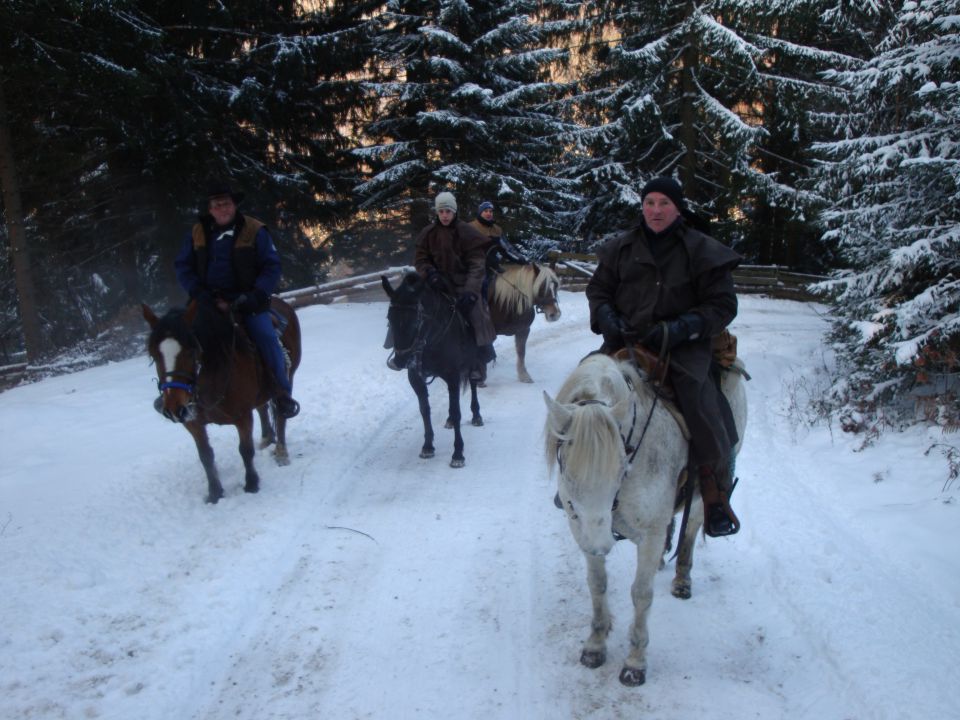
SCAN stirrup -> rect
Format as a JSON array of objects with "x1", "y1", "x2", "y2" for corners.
[{"x1": 705, "y1": 502, "x2": 740, "y2": 537}]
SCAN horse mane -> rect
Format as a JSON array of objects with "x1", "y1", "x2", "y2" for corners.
[
  {"x1": 545, "y1": 354, "x2": 630, "y2": 492},
  {"x1": 150, "y1": 303, "x2": 241, "y2": 373},
  {"x1": 491, "y1": 264, "x2": 558, "y2": 315}
]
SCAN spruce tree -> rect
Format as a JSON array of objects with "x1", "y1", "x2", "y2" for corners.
[
  {"x1": 812, "y1": 0, "x2": 960, "y2": 430},
  {"x1": 566, "y1": 0, "x2": 860, "y2": 263},
  {"x1": 354, "y1": 0, "x2": 579, "y2": 257}
]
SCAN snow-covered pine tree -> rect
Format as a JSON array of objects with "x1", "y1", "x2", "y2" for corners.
[
  {"x1": 812, "y1": 0, "x2": 960, "y2": 431},
  {"x1": 564, "y1": 0, "x2": 857, "y2": 262},
  {"x1": 354, "y1": 0, "x2": 580, "y2": 255}
]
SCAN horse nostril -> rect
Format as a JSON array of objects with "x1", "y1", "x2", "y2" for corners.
[
  {"x1": 163, "y1": 408, "x2": 174, "y2": 421},
  {"x1": 176, "y1": 407, "x2": 189, "y2": 423}
]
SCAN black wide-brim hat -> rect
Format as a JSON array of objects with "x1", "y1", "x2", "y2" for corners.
[{"x1": 206, "y1": 180, "x2": 245, "y2": 205}]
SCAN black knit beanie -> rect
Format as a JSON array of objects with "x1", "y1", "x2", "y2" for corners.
[{"x1": 641, "y1": 177, "x2": 685, "y2": 210}]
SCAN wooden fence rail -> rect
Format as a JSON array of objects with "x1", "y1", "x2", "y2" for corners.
[
  {"x1": 547, "y1": 251, "x2": 826, "y2": 301},
  {"x1": 0, "y1": 259, "x2": 825, "y2": 387}
]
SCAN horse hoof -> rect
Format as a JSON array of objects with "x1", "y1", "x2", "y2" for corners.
[
  {"x1": 619, "y1": 667, "x2": 646, "y2": 686},
  {"x1": 205, "y1": 492, "x2": 223, "y2": 505},
  {"x1": 420, "y1": 449, "x2": 435, "y2": 459},
  {"x1": 245, "y1": 478, "x2": 260, "y2": 493},
  {"x1": 580, "y1": 649, "x2": 605, "y2": 669},
  {"x1": 274, "y1": 453, "x2": 291, "y2": 467},
  {"x1": 471, "y1": 416, "x2": 484, "y2": 427},
  {"x1": 444, "y1": 419, "x2": 454, "y2": 429},
  {"x1": 519, "y1": 375, "x2": 534, "y2": 384},
  {"x1": 450, "y1": 458, "x2": 465, "y2": 468},
  {"x1": 671, "y1": 582, "x2": 692, "y2": 600}
]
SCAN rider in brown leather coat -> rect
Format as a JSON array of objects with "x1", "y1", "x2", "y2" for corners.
[
  {"x1": 586, "y1": 177, "x2": 743, "y2": 536},
  {"x1": 414, "y1": 192, "x2": 497, "y2": 376}
]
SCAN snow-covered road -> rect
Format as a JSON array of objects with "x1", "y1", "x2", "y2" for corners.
[{"x1": 1, "y1": 292, "x2": 958, "y2": 720}]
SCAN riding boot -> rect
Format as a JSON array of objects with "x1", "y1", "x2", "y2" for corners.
[
  {"x1": 276, "y1": 392, "x2": 300, "y2": 419},
  {"x1": 699, "y1": 464, "x2": 740, "y2": 537}
]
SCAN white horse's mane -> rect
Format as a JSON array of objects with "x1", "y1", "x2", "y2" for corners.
[
  {"x1": 491, "y1": 264, "x2": 558, "y2": 315},
  {"x1": 545, "y1": 355, "x2": 633, "y2": 493}
]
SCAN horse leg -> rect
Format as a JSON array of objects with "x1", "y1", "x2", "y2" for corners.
[
  {"x1": 256, "y1": 403, "x2": 276, "y2": 449},
  {"x1": 446, "y1": 376, "x2": 465, "y2": 468},
  {"x1": 186, "y1": 422, "x2": 223, "y2": 504},
  {"x1": 236, "y1": 412, "x2": 260, "y2": 494},
  {"x1": 580, "y1": 553, "x2": 612, "y2": 669},
  {"x1": 620, "y1": 533, "x2": 667, "y2": 686},
  {"x1": 469, "y1": 378, "x2": 483, "y2": 426},
  {"x1": 409, "y1": 371, "x2": 435, "y2": 459},
  {"x1": 514, "y1": 327, "x2": 533, "y2": 383},
  {"x1": 273, "y1": 405, "x2": 290, "y2": 467},
  {"x1": 672, "y1": 498, "x2": 704, "y2": 600}
]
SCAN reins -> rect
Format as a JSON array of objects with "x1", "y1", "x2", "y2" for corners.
[{"x1": 388, "y1": 289, "x2": 465, "y2": 379}]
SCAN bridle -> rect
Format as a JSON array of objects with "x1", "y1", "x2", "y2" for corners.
[
  {"x1": 387, "y1": 289, "x2": 463, "y2": 375},
  {"x1": 153, "y1": 315, "x2": 238, "y2": 413}
]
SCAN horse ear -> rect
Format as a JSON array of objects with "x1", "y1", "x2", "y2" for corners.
[
  {"x1": 543, "y1": 391, "x2": 573, "y2": 436},
  {"x1": 381, "y1": 275, "x2": 395, "y2": 299},
  {"x1": 142, "y1": 303, "x2": 159, "y2": 327}
]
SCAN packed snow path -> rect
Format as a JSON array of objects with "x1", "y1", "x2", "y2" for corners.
[{"x1": 1, "y1": 293, "x2": 958, "y2": 720}]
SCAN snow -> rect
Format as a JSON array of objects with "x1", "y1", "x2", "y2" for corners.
[{"x1": 1, "y1": 292, "x2": 959, "y2": 720}]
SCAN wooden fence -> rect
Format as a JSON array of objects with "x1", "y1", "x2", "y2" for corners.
[
  {"x1": 0, "y1": 259, "x2": 824, "y2": 387},
  {"x1": 546, "y1": 251, "x2": 826, "y2": 301}
]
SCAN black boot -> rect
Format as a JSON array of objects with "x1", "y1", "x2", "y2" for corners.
[
  {"x1": 276, "y1": 393, "x2": 300, "y2": 419},
  {"x1": 699, "y1": 465, "x2": 740, "y2": 537}
]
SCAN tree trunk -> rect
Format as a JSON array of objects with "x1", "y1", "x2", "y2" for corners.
[
  {"x1": 678, "y1": 3, "x2": 699, "y2": 196},
  {"x1": 0, "y1": 80, "x2": 44, "y2": 361}
]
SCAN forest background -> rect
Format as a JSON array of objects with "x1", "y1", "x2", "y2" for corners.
[{"x1": 1, "y1": 0, "x2": 957, "y2": 433}]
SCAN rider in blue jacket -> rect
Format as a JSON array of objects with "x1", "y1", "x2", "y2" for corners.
[{"x1": 174, "y1": 182, "x2": 299, "y2": 418}]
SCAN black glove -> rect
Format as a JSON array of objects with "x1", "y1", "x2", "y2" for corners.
[
  {"x1": 426, "y1": 269, "x2": 445, "y2": 291},
  {"x1": 595, "y1": 304, "x2": 628, "y2": 347},
  {"x1": 190, "y1": 286, "x2": 215, "y2": 305},
  {"x1": 456, "y1": 292, "x2": 477, "y2": 313},
  {"x1": 642, "y1": 313, "x2": 704, "y2": 352},
  {"x1": 231, "y1": 289, "x2": 268, "y2": 314}
]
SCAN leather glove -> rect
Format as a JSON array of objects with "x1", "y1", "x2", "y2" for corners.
[
  {"x1": 642, "y1": 313, "x2": 704, "y2": 352},
  {"x1": 456, "y1": 292, "x2": 477, "y2": 313},
  {"x1": 190, "y1": 286, "x2": 215, "y2": 305},
  {"x1": 231, "y1": 289, "x2": 268, "y2": 314},
  {"x1": 595, "y1": 304, "x2": 628, "y2": 347},
  {"x1": 426, "y1": 268, "x2": 445, "y2": 291}
]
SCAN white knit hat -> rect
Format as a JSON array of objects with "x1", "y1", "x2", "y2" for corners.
[{"x1": 434, "y1": 191, "x2": 457, "y2": 213}]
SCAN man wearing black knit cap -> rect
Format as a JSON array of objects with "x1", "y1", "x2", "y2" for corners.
[{"x1": 585, "y1": 176, "x2": 743, "y2": 537}]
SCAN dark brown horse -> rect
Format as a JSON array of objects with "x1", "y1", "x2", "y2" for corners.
[
  {"x1": 142, "y1": 297, "x2": 301, "y2": 503},
  {"x1": 382, "y1": 272, "x2": 482, "y2": 468},
  {"x1": 486, "y1": 263, "x2": 562, "y2": 382}
]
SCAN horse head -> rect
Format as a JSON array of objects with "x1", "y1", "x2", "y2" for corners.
[
  {"x1": 531, "y1": 264, "x2": 562, "y2": 322},
  {"x1": 382, "y1": 272, "x2": 427, "y2": 371},
  {"x1": 543, "y1": 355, "x2": 636, "y2": 556},
  {"x1": 143, "y1": 302, "x2": 201, "y2": 424}
]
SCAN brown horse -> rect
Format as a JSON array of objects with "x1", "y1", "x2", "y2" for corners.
[
  {"x1": 142, "y1": 297, "x2": 301, "y2": 503},
  {"x1": 486, "y1": 263, "x2": 562, "y2": 383}
]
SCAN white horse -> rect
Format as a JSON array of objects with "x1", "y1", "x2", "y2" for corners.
[{"x1": 543, "y1": 352, "x2": 747, "y2": 686}]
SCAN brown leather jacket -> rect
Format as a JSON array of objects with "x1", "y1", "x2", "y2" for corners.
[{"x1": 414, "y1": 219, "x2": 496, "y2": 345}]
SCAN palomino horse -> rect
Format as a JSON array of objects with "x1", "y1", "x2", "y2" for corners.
[
  {"x1": 486, "y1": 263, "x2": 561, "y2": 382},
  {"x1": 382, "y1": 272, "x2": 482, "y2": 468},
  {"x1": 143, "y1": 298, "x2": 302, "y2": 502},
  {"x1": 543, "y1": 352, "x2": 747, "y2": 686}
]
